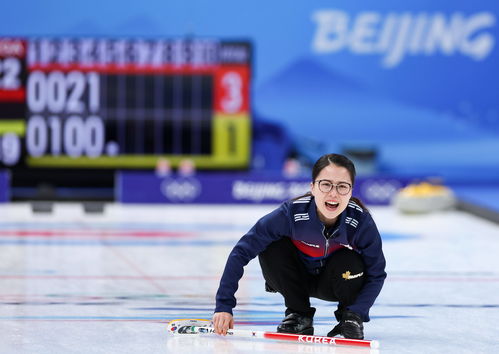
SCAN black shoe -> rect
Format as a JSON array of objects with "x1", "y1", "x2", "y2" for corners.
[
  {"x1": 327, "y1": 310, "x2": 364, "y2": 339},
  {"x1": 277, "y1": 313, "x2": 314, "y2": 335}
]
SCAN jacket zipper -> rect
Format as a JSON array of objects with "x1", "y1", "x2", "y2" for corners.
[
  {"x1": 320, "y1": 225, "x2": 339, "y2": 269},
  {"x1": 320, "y1": 225, "x2": 330, "y2": 269}
]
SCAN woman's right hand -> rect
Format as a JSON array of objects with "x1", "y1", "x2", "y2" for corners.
[{"x1": 212, "y1": 312, "x2": 234, "y2": 335}]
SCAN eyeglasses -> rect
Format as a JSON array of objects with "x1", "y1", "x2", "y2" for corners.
[{"x1": 315, "y1": 180, "x2": 352, "y2": 195}]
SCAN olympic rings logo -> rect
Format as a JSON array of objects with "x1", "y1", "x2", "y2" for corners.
[
  {"x1": 359, "y1": 179, "x2": 402, "y2": 203},
  {"x1": 160, "y1": 177, "x2": 201, "y2": 202}
]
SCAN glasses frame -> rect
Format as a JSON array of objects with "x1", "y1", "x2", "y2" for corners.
[{"x1": 315, "y1": 179, "x2": 352, "y2": 195}]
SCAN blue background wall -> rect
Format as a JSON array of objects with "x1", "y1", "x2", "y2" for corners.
[{"x1": 2, "y1": 0, "x2": 498, "y2": 182}]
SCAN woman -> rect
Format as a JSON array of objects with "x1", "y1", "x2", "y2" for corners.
[{"x1": 213, "y1": 153, "x2": 386, "y2": 339}]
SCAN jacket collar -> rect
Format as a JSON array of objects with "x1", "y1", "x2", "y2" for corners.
[{"x1": 308, "y1": 196, "x2": 350, "y2": 244}]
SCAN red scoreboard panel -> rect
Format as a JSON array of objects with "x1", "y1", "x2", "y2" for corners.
[{"x1": 0, "y1": 37, "x2": 251, "y2": 170}]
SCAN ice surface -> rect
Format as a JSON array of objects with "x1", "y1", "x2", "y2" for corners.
[{"x1": 0, "y1": 203, "x2": 498, "y2": 353}]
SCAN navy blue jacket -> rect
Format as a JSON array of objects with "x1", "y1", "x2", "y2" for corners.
[{"x1": 215, "y1": 196, "x2": 386, "y2": 322}]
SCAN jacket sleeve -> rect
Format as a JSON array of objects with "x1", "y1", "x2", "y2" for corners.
[
  {"x1": 215, "y1": 204, "x2": 291, "y2": 315},
  {"x1": 347, "y1": 213, "x2": 387, "y2": 322}
]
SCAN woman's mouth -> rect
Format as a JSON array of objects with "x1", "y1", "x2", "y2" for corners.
[{"x1": 325, "y1": 201, "x2": 339, "y2": 211}]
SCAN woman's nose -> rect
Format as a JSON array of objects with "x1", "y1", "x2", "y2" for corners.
[{"x1": 328, "y1": 186, "x2": 338, "y2": 196}]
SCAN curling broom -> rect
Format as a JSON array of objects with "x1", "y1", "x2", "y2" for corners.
[{"x1": 167, "y1": 319, "x2": 380, "y2": 349}]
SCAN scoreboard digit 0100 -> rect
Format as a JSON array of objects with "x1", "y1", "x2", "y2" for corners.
[{"x1": 0, "y1": 37, "x2": 251, "y2": 169}]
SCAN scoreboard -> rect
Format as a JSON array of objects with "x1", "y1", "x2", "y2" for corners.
[{"x1": 0, "y1": 37, "x2": 251, "y2": 170}]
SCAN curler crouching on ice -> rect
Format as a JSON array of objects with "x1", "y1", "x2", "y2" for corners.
[{"x1": 213, "y1": 153, "x2": 387, "y2": 339}]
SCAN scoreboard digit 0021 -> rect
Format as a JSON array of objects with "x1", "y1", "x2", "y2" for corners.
[{"x1": 0, "y1": 37, "x2": 251, "y2": 169}]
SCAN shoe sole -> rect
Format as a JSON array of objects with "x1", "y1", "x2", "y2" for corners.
[
  {"x1": 277, "y1": 327, "x2": 314, "y2": 335},
  {"x1": 298, "y1": 327, "x2": 314, "y2": 335}
]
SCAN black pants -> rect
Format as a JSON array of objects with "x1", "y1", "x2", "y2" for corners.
[{"x1": 258, "y1": 237, "x2": 364, "y2": 319}]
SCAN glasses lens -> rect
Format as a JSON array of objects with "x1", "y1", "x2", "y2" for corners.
[
  {"x1": 337, "y1": 183, "x2": 351, "y2": 195},
  {"x1": 318, "y1": 180, "x2": 333, "y2": 193}
]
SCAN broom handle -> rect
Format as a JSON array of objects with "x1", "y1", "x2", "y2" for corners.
[{"x1": 193, "y1": 326, "x2": 380, "y2": 349}]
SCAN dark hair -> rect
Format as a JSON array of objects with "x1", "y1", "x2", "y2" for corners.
[
  {"x1": 312, "y1": 153, "x2": 356, "y2": 184},
  {"x1": 295, "y1": 153, "x2": 368, "y2": 211}
]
